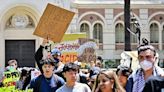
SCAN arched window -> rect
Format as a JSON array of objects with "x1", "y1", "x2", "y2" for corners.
[
  {"x1": 93, "y1": 23, "x2": 103, "y2": 43},
  {"x1": 150, "y1": 23, "x2": 159, "y2": 43},
  {"x1": 80, "y1": 23, "x2": 89, "y2": 38},
  {"x1": 115, "y1": 23, "x2": 124, "y2": 43}
]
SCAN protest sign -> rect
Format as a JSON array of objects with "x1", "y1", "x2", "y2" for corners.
[
  {"x1": 0, "y1": 86, "x2": 33, "y2": 92},
  {"x1": 62, "y1": 33, "x2": 86, "y2": 41},
  {"x1": 2, "y1": 71, "x2": 20, "y2": 87},
  {"x1": 53, "y1": 33, "x2": 86, "y2": 63},
  {"x1": 77, "y1": 38, "x2": 97, "y2": 63},
  {"x1": 54, "y1": 40, "x2": 79, "y2": 63},
  {"x1": 33, "y1": 3, "x2": 75, "y2": 42}
]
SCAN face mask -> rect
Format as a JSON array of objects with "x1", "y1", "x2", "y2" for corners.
[
  {"x1": 140, "y1": 60, "x2": 153, "y2": 71},
  {"x1": 54, "y1": 58, "x2": 59, "y2": 63},
  {"x1": 6, "y1": 66, "x2": 15, "y2": 72}
]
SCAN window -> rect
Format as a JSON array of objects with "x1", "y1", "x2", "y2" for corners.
[
  {"x1": 80, "y1": 23, "x2": 90, "y2": 38},
  {"x1": 115, "y1": 23, "x2": 124, "y2": 43},
  {"x1": 150, "y1": 23, "x2": 159, "y2": 43},
  {"x1": 93, "y1": 23, "x2": 103, "y2": 43}
]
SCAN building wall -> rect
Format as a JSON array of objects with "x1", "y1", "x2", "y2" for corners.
[
  {"x1": 0, "y1": 0, "x2": 74, "y2": 68},
  {"x1": 72, "y1": 0, "x2": 164, "y2": 66}
]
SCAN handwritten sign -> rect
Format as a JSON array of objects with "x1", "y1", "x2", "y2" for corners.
[
  {"x1": 33, "y1": 3, "x2": 75, "y2": 42},
  {"x1": 77, "y1": 41, "x2": 97, "y2": 63},
  {"x1": 54, "y1": 40, "x2": 79, "y2": 63},
  {"x1": 3, "y1": 71, "x2": 20, "y2": 87},
  {"x1": 61, "y1": 52, "x2": 78, "y2": 63}
]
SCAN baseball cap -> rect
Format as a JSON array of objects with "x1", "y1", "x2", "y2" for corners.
[{"x1": 51, "y1": 48, "x2": 61, "y2": 56}]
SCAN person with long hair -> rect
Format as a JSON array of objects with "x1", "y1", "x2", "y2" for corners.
[
  {"x1": 116, "y1": 65, "x2": 132, "y2": 88},
  {"x1": 92, "y1": 70, "x2": 125, "y2": 92}
]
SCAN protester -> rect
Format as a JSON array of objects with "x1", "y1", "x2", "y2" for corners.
[
  {"x1": 76, "y1": 63, "x2": 89, "y2": 84},
  {"x1": 92, "y1": 70, "x2": 125, "y2": 92},
  {"x1": 89, "y1": 60, "x2": 101, "y2": 79},
  {"x1": 6, "y1": 59, "x2": 18, "y2": 71},
  {"x1": 87, "y1": 74, "x2": 97, "y2": 90},
  {"x1": 142, "y1": 75, "x2": 164, "y2": 92},
  {"x1": 90, "y1": 61, "x2": 95, "y2": 68},
  {"x1": 0, "y1": 67, "x2": 4, "y2": 87},
  {"x1": 22, "y1": 68, "x2": 34, "y2": 90},
  {"x1": 56, "y1": 62, "x2": 91, "y2": 92},
  {"x1": 16, "y1": 69, "x2": 28, "y2": 90},
  {"x1": 29, "y1": 58, "x2": 65, "y2": 92},
  {"x1": 97, "y1": 56, "x2": 103, "y2": 63},
  {"x1": 35, "y1": 39, "x2": 64, "y2": 78},
  {"x1": 116, "y1": 65, "x2": 132, "y2": 88},
  {"x1": 51, "y1": 48, "x2": 64, "y2": 78},
  {"x1": 125, "y1": 40, "x2": 164, "y2": 92},
  {"x1": 88, "y1": 60, "x2": 101, "y2": 89},
  {"x1": 0, "y1": 59, "x2": 19, "y2": 88}
]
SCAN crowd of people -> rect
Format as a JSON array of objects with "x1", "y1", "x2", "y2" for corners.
[{"x1": 0, "y1": 38, "x2": 164, "y2": 92}]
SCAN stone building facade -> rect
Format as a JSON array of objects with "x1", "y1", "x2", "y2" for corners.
[{"x1": 0, "y1": 0, "x2": 164, "y2": 68}]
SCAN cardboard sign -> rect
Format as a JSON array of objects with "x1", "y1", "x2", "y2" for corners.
[
  {"x1": 33, "y1": 3, "x2": 75, "y2": 42},
  {"x1": 77, "y1": 41, "x2": 97, "y2": 63},
  {"x1": 3, "y1": 71, "x2": 20, "y2": 87}
]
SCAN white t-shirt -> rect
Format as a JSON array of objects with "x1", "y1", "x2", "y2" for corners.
[{"x1": 56, "y1": 82, "x2": 91, "y2": 92}]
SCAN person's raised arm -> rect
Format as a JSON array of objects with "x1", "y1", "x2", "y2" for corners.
[{"x1": 34, "y1": 39, "x2": 49, "y2": 72}]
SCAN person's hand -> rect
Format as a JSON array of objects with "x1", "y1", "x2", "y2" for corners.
[
  {"x1": 42, "y1": 39, "x2": 49, "y2": 46},
  {"x1": 160, "y1": 73, "x2": 164, "y2": 77}
]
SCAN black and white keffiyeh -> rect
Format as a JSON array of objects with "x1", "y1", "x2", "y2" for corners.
[{"x1": 132, "y1": 66, "x2": 164, "y2": 92}]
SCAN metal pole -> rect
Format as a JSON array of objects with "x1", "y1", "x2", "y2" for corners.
[{"x1": 124, "y1": 0, "x2": 131, "y2": 51}]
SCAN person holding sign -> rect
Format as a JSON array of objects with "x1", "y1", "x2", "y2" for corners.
[
  {"x1": 35, "y1": 39, "x2": 64, "y2": 78},
  {"x1": 32, "y1": 39, "x2": 65, "y2": 92},
  {"x1": 1, "y1": 59, "x2": 19, "y2": 88}
]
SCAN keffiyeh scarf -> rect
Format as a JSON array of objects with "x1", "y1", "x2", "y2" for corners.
[{"x1": 132, "y1": 66, "x2": 164, "y2": 92}]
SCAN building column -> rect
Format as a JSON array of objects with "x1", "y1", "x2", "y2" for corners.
[
  {"x1": 103, "y1": 9, "x2": 115, "y2": 59},
  {"x1": 68, "y1": 8, "x2": 78, "y2": 33},
  {"x1": 0, "y1": 28, "x2": 5, "y2": 68},
  {"x1": 159, "y1": 25, "x2": 162, "y2": 50},
  {"x1": 139, "y1": 9, "x2": 149, "y2": 41}
]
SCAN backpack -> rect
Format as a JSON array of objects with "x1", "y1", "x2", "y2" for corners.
[{"x1": 33, "y1": 74, "x2": 62, "y2": 92}]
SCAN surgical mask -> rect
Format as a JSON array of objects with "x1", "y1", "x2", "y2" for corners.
[
  {"x1": 140, "y1": 60, "x2": 153, "y2": 71},
  {"x1": 6, "y1": 66, "x2": 15, "y2": 72}
]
